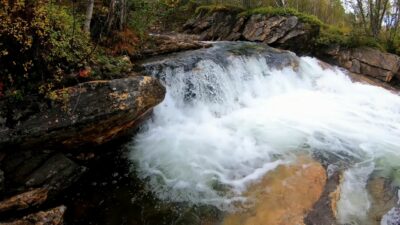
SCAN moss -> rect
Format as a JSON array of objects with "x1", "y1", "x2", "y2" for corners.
[
  {"x1": 239, "y1": 7, "x2": 324, "y2": 27},
  {"x1": 195, "y1": 4, "x2": 245, "y2": 15},
  {"x1": 228, "y1": 43, "x2": 267, "y2": 55}
]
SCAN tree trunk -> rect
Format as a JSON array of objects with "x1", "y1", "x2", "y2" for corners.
[
  {"x1": 119, "y1": 0, "x2": 127, "y2": 30},
  {"x1": 83, "y1": 0, "x2": 95, "y2": 33},
  {"x1": 106, "y1": 0, "x2": 117, "y2": 34}
]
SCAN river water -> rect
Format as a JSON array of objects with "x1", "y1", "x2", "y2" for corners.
[
  {"x1": 129, "y1": 42, "x2": 400, "y2": 225},
  {"x1": 66, "y1": 42, "x2": 400, "y2": 225}
]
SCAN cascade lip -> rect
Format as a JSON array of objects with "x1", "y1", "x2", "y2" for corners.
[{"x1": 138, "y1": 41, "x2": 299, "y2": 77}]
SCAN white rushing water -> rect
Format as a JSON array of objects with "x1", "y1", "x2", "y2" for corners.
[{"x1": 128, "y1": 44, "x2": 400, "y2": 221}]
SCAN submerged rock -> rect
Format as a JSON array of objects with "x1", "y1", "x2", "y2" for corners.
[
  {"x1": 0, "y1": 188, "x2": 48, "y2": 213},
  {"x1": 1, "y1": 151, "x2": 86, "y2": 202},
  {"x1": 24, "y1": 153, "x2": 86, "y2": 193},
  {"x1": 0, "y1": 76, "x2": 166, "y2": 149},
  {"x1": 222, "y1": 156, "x2": 326, "y2": 225},
  {"x1": 367, "y1": 177, "x2": 398, "y2": 225},
  {"x1": 0, "y1": 205, "x2": 66, "y2": 225},
  {"x1": 304, "y1": 171, "x2": 342, "y2": 225}
]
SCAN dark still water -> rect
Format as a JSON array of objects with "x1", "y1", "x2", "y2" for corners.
[{"x1": 62, "y1": 143, "x2": 222, "y2": 225}]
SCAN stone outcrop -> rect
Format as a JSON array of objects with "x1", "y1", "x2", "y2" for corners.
[
  {"x1": 0, "y1": 76, "x2": 166, "y2": 149},
  {"x1": 320, "y1": 46, "x2": 400, "y2": 83},
  {"x1": 183, "y1": 11, "x2": 319, "y2": 53},
  {"x1": 133, "y1": 33, "x2": 212, "y2": 59},
  {"x1": 0, "y1": 205, "x2": 66, "y2": 225}
]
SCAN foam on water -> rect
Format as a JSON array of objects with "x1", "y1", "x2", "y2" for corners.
[{"x1": 128, "y1": 45, "x2": 400, "y2": 214}]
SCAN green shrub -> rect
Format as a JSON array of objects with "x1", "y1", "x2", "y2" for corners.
[
  {"x1": 46, "y1": 6, "x2": 92, "y2": 71},
  {"x1": 316, "y1": 25, "x2": 349, "y2": 46},
  {"x1": 347, "y1": 34, "x2": 384, "y2": 50},
  {"x1": 91, "y1": 50, "x2": 133, "y2": 80},
  {"x1": 316, "y1": 25, "x2": 385, "y2": 51}
]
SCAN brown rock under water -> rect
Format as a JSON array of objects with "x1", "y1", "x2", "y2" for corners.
[
  {"x1": 0, "y1": 205, "x2": 66, "y2": 225},
  {"x1": 367, "y1": 177, "x2": 398, "y2": 225},
  {"x1": 0, "y1": 188, "x2": 48, "y2": 213},
  {"x1": 222, "y1": 157, "x2": 326, "y2": 225},
  {"x1": 304, "y1": 171, "x2": 343, "y2": 225}
]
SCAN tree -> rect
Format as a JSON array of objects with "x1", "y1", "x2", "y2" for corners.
[
  {"x1": 350, "y1": 0, "x2": 390, "y2": 38},
  {"x1": 83, "y1": 0, "x2": 94, "y2": 33}
]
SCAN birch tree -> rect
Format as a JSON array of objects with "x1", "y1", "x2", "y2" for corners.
[{"x1": 83, "y1": 0, "x2": 94, "y2": 33}]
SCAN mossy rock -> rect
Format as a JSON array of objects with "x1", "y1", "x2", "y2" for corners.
[{"x1": 239, "y1": 7, "x2": 324, "y2": 27}]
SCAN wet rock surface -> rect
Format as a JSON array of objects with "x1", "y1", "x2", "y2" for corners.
[
  {"x1": 133, "y1": 33, "x2": 212, "y2": 59},
  {"x1": 223, "y1": 156, "x2": 326, "y2": 225},
  {"x1": 367, "y1": 176, "x2": 399, "y2": 225},
  {"x1": 0, "y1": 76, "x2": 166, "y2": 149},
  {"x1": 139, "y1": 42, "x2": 300, "y2": 81},
  {"x1": 0, "y1": 205, "x2": 66, "y2": 225},
  {"x1": 304, "y1": 171, "x2": 342, "y2": 225},
  {"x1": 1, "y1": 151, "x2": 86, "y2": 196},
  {"x1": 0, "y1": 148, "x2": 89, "y2": 224},
  {"x1": 0, "y1": 188, "x2": 48, "y2": 214}
]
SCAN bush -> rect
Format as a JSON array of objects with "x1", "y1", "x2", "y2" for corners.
[
  {"x1": 91, "y1": 51, "x2": 133, "y2": 80},
  {"x1": 0, "y1": 0, "x2": 92, "y2": 97},
  {"x1": 316, "y1": 25, "x2": 349, "y2": 46},
  {"x1": 316, "y1": 25, "x2": 385, "y2": 51}
]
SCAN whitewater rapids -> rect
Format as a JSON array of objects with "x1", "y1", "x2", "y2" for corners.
[{"x1": 128, "y1": 42, "x2": 400, "y2": 224}]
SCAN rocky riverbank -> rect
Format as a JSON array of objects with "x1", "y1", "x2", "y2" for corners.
[
  {"x1": 0, "y1": 76, "x2": 165, "y2": 224},
  {"x1": 0, "y1": 29, "x2": 399, "y2": 224}
]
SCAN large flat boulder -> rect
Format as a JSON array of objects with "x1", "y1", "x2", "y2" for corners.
[{"x1": 0, "y1": 76, "x2": 166, "y2": 149}]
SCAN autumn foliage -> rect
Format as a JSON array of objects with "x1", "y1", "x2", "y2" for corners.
[
  {"x1": 0, "y1": 0, "x2": 92, "y2": 97},
  {"x1": 104, "y1": 29, "x2": 140, "y2": 56}
]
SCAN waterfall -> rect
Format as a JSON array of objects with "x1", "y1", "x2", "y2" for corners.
[{"x1": 127, "y1": 42, "x2": 400, "y2": 221}]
